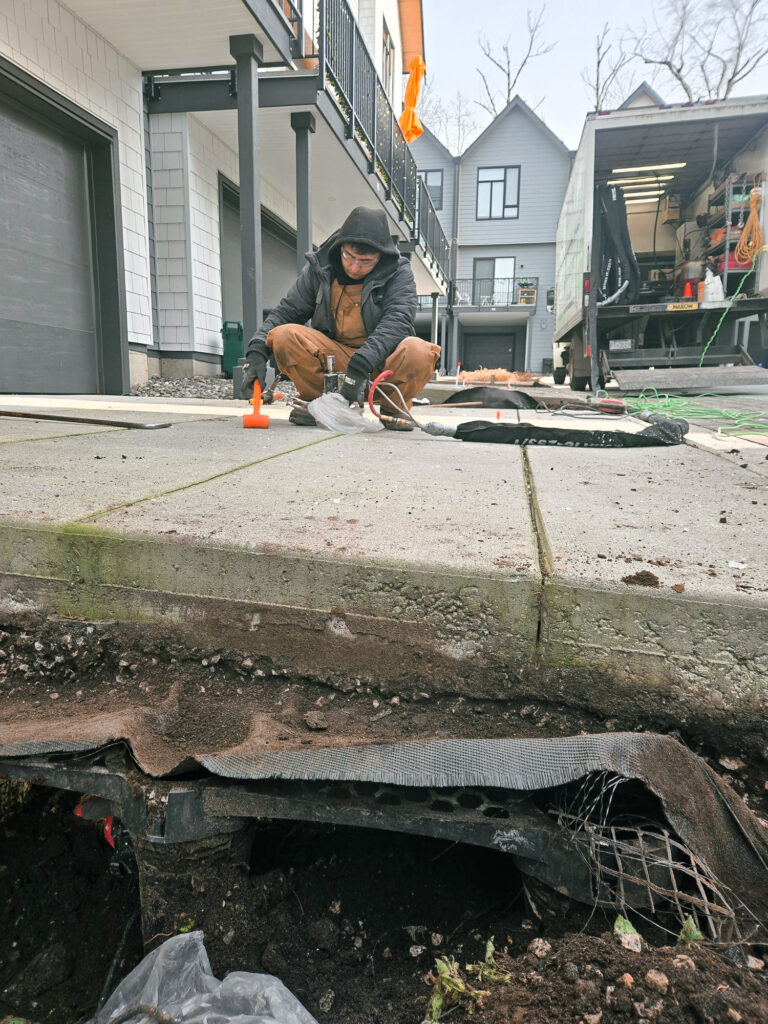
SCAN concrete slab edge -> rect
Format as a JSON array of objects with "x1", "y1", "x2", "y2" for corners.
[
  {"x1": 0, "y1": 521, "x2": 539, "y2": 698},
  {"x1": 1, "y1": 521, "x2": 766, "y2": 744}
]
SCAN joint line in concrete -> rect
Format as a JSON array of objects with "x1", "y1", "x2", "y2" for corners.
[
  {"x1": 72, "y1": 433, "x2": 343, "y2": 524},
  {"x1": 520, "y1": 449, "x2": 551, "y2": 646},
  {"x1": 0, "y1": 429, "x2": 125, "y2": 445}
]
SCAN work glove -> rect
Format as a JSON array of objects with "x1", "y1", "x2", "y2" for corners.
[
  {"x1": 240, "y1": 353, "x2": 267, "y2": 400},
  {"x1": 339, "y1": 370, "x2": 368, "y2": 406}
]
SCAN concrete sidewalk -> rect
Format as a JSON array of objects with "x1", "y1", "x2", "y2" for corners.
[{"x1": 1, "y1": 391, "x2": 767, "y2": 754}]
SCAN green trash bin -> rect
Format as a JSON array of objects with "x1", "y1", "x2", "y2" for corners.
[{"x1": 221, "y1": 320, "x2": 244, "y2": 378}]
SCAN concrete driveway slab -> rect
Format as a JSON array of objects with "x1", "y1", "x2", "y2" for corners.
[
  {"x1": 525, "y1": 440, "x2": 768, "y2": 734},
  {"x1": 0, "y1": 419, "x2": 118, "y2": 443},
  {"x1": 0, "y1": 395, "x2": 243, "y2": 420},
  {"x1": 527, "y1": 442, "x2": 768, "y2": 598},
  {"x1": 0, "y1": 396, "x2": 766, "y2": 745},
  {"x1": 0, "y1": 412, "x2": 541, "y2": 701},
  {"x1": 0, "y1": 415, "x2": 338, "y2": 523},
  {"x1": 93, "y1": 423, "x2": 536, "y2": 576}
]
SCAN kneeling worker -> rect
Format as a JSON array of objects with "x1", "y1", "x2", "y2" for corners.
[{"x1": 240, "y1": 207, "x2": 440, "y2": 428}]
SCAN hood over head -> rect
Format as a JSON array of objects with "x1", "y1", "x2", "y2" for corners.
[{"x1": 327, "y1": 207, "x2": 401, "y2": 262}]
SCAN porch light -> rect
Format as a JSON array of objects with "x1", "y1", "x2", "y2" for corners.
[{"x1": 611, "y1": 162, "x2": 686, "y2": 173}]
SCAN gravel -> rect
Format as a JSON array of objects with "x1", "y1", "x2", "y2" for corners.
[
  {"x1": 131, "y1": 376, "x2": 298, "y2": 403},
  {"x1": 131, "y1": 376, "x2": 237, "y2": 400}
]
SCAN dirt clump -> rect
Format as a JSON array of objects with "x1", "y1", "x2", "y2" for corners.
[
  {"x1": 621, "y1": 570, "x2": 661, "y2": 587},
  {"x1": 427, "y1": 932, "x2": 768, "y2": 1023}
]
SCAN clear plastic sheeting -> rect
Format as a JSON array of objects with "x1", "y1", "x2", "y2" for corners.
[
  {"x1": 306, "y1": 392, "x2": 383, "y2": 433},
  {"x1": 87, "y1": 930, "x2": 318, "y2": 1024}
]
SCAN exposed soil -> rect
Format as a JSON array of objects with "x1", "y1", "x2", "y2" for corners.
[
  {"x1": 2, "y1": 619, "x2": 768, "y2": 1022},
  {"x1": 1, "y1": 784, "x2": 767, "y2": 1024},
  {"x1": 2, "y1": 619, "x2": 767, "y2": 810}
]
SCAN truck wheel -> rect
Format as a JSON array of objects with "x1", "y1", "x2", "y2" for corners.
[
  {"x1": 552, "y1": 367, "x2": 567, "y2": 385},
  {"x1": 569, "y1": 376, "x2": 589, "y2": 391}
]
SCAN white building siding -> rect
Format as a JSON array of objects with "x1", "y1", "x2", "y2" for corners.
[
  {"x1": 458, "y1": 107, "x2": 571, "y2": 247},
  {"x1": 150, "y1": 114, "x2": 191, "y2": 350},
  {"x1": 150, "y1": 113, "x2": 242, "y2": 356},
  {"x1": 187, "y1": 115, "x2": 239, "y2": 354},
  {"x1": 0, "y1": 0, "x2": 152, "y2": 350},
  {"x1": 358, "y1": 0, "x2": 403, "y2": 108}
]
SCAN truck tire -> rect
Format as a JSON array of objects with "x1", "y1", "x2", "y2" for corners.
[
  {"x1": 569, "y1": 376, "x2": 589, "y2": 391},
  {"x1": 552, "y1": 366, "x2": 567, "y2": 385}
]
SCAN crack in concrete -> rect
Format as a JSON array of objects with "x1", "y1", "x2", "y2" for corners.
[{"x1": 72, "y1": 433, "x2": 343, "y2": 524}]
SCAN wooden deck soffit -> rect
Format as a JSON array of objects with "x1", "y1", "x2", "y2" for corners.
[{"x1": 398, "y1": 0, "x2": 424, "y2": 69}]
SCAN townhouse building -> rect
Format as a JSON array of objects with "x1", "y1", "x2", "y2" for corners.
[
  {"x1": 1, "y1": 0, "x2": 448, "y2": 394},
  {"x1": 411, "y1": 97, "x2": 572, "y2": 374}
]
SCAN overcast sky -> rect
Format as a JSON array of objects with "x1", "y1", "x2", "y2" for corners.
[{"x1": 421, "y1": 0, "x2": 768, "y2": 150}]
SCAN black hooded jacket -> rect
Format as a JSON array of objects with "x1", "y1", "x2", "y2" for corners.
[{"x1": 245, "y1": 207, "x2": 417, "y2": 377}]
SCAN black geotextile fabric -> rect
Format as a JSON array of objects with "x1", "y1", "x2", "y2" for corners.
[
  {"x1": 454, "y1": 418, "x2": 688, "y2": 447},
  {"x1": 442, "y1": 386, "x2": 541, "y2": 409}
]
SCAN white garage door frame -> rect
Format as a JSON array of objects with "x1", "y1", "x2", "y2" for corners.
[{"x1": 0, "y1": 56, "x2": 128, "y2": 394}]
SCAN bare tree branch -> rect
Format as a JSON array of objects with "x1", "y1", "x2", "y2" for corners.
[
  {"x1": 630, "y1": 0, "x2": 768, "y2": 102},
  {"x1": 422, "y1": 86, "x2": 481, "y2": 156},
  {"x1": 474, "y1": 7, "x2": 554, "y2": 116},
  {"x1": 475, "y1": 65, "x2": 499, "y2": 118},
  {"x1": 581, "y1": 22, "x2": 636, "y2": 110}
]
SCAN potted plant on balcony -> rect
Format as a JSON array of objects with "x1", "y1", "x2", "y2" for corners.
[{"x1": 517, "y1": 279, "x2": 536, "y2": 305}]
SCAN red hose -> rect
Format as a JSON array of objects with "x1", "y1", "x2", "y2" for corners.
[{"x1": 368, "y1": 369, "x2": 393, "y2": 419}]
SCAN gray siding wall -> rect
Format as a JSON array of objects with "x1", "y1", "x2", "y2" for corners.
[
  {"x1": 410, "y1": 132, "x2": 455, "y2": 240},
  {"x1": 458, "y1": 107, "x2": 570, "y2": 246},
  {"x1": 458, "y1": 242, "x2": 556, "y2": 371},
  {"x1": 414, "y1": 105, "x2": 570, "y2": 373}
]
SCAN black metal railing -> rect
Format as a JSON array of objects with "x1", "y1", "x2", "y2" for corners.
[
  {"x1": 417, "y1": 294, "x2": 449, "y2": 309},
  {"x1": 416, "y1": 176, "x2": 451, "y2": 278},
  {"x1": 450, "y1": 277, "x2": 539, "y2": 309},
  {"x1": 272, "y1": 0, "x2": 307, "y2": 56},
  {"x1": 317, "y1": 0, "x2": 448, "y2": 282}
]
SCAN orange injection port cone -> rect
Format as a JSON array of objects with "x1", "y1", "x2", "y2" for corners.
[{"x1": 243, "y1": 381, "x2": 270, "y2": 428}]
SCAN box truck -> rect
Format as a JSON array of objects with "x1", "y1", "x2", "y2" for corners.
[{"x1": 553, "y1": 95, "x2": 768, "y2": 391}]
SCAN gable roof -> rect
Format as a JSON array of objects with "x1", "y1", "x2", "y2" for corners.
[
  {"x1": 619, "y1": 81, "x2": 666, "y2": 109},
  {"x1": 460, "y1": 95, "x2": 571, "y2": 161},
  {"x1": 412, "y1": 123, "x2": 456, "y2": 163}
]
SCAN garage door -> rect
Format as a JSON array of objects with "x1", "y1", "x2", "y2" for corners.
[
  {"x1": 463, "y1": 332, "x2": 520, "y2": 372},
  {"x1": 0, "y1": 99, "x2": 98, "y2": 393}
]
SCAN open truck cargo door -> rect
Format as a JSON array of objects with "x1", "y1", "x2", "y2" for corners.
[{"x1": 554, "y1": 96, "x2": 768, "y2": 391}]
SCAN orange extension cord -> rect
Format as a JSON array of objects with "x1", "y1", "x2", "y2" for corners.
[{"x1": 735, "y1": 187, "x2": 765, "y2": 266}]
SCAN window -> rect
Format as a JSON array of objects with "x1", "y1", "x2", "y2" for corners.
[
  {"x1": 382, "y1": 20, "x2": 395, "y2": 99},
  {"x1": 418, "y1": 169, "x2": 443, "y2": 210},
  {"x1": 472, "y1": 256, "x2": 516, "y2": 304},
  {"x1": 476, "y1": 166, "x2": 520, "y2": 219}
]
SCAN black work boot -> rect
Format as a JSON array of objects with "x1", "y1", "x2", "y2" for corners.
[{"x1": 289, "y1": 406, "x2": 317, "y2": 426}]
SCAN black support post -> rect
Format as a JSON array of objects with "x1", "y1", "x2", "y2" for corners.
[
  {"x1": 430, "y1": 292, "x2": 439, "y2": 348},
  {"x1": 291, "y1": 111, "x2": 316, "y2": 274},
  {"x1": 230, "y1": 34, "x2": 264, "y2": 350}
]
